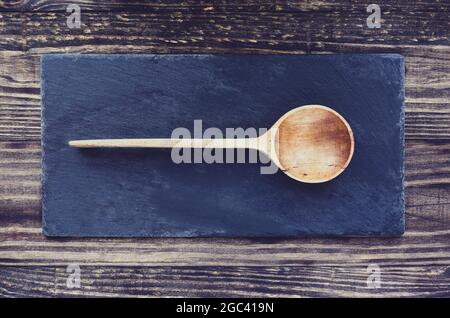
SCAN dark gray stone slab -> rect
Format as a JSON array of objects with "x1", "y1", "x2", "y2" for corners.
[{"x1": 41, "y1": 54, "x2": 405, "y2": 237}]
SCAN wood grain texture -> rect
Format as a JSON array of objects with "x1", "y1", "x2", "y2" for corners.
[
  {"x1": 1, "y1": 265, "x2": 449, "y2": 298},
  {"x1": 0, "y1": 0, "x2": 449, "y2": 297}
]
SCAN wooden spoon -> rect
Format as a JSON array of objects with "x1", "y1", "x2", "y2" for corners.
[{"x1": 69, "y1": 105, "x2": 355, "y2": 183}]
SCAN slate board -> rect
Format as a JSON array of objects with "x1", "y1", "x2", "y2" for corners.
[{"x1": 41, "y1": 54, "x2": 405, "y2": 237}]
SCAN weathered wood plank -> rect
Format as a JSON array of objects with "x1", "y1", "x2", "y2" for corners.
[
  {"x1": 0, "y1": 52, "x2": 40, "y2": 141},
  {"x1": 2, "y1": 0, "x2": 450, "y2": 13},
  {"x1": 0, "y1": 13, "x2": 25, "y2": 50},
  {"x1": 21, "y1": 10, "x2": 450, "y2": 52},
  {"x1": 0, "y1": 140, "x2": 449, "y2": 266},
  {"x1": 0, "y1": 3, "x2": 448, "y2": 52},
  {"x1": 405, "y1": 141, "x2": 450, "y2": 187},
  {"x1": 0, "y1": 265, "x2": 449, "y2": 297}
]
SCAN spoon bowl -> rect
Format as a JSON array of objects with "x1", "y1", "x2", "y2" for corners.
[{"x1": 267, "y1": 105, "x2": 354, "y2": 183}]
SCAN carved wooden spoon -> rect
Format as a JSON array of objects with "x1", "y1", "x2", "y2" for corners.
[{"x1": 69, "y1": 105, "x2": 355, "y2": 183}]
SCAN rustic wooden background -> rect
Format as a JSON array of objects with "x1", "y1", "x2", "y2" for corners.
[{"x1": 0, "y1": 0, "x2": 449, "y2": 297}]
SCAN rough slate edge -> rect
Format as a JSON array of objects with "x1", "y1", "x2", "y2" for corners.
[
  {"x1": 40, "y1": 53, "x2": 405, "y2": 238},
  {"x1": 399, "y1": 54, "x2": 406, "y2": 235}
]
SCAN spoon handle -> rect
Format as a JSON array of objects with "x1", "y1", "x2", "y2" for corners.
[{"x1": 68, "y1": 138, "x2": 260, "y2": 149}]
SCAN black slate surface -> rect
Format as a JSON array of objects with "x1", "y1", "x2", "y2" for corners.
[{"x1": 41, "y1": 54, "x2": 405, "y2": 237}]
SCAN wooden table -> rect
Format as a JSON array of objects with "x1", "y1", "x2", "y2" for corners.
[{"x1": 0, "y1": 0, "x2": 449, "y2": 297}]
